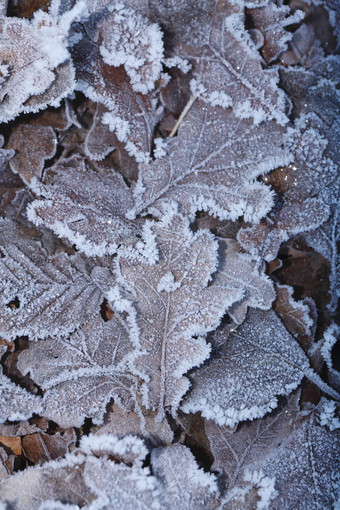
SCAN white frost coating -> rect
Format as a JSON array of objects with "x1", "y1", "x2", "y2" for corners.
[
  {"x1": 99, "y1": 3, "x2": 163, "y2": 94},
  {"x1": 163, "y1": 56, "x2": 191, "y2": 73},
  {"x1": 84, "y1": 456, "x2": 162, "y2": 510},
  {"x1": 106, "y1": 285, "x2": 141, "y2": 349},
  {"x1": 189, "y1": 78, "x2": 207, "y2": 98},
  {"x1": 182, "y1": 397, "x2": 279, "y2": 428},
  {"x1": 102, "y1": 112, "x2": 150, "y2": 164},
  {"x1": 317, "y1": 398, "x2": 340, "y2": 431},
  {"x1": 205, "y1": 90, "x2": 232, "y2": 108},
  {"x1": 102, "y1": 112, "x2": 130, "y2": 142},
  {"x1": 39, "y1": 502, "x2": 80, "y2": 510},
  {"x1": 80, "y1": 434, "x2": 148, "y2": 465},
  {"x1": 0, "y1": 1, "x2": 87, "y2": 122},
  {"x1": 157, "y1": 271, "x2": 181, "y2": 293},
  {"x1": 243, "y1": 469, "x2": 278, "y2": 510},
  {"x1": 234, "y1": 100, "x2": 267, "y2": 125},
  {"x1": 321, "y1": 323, "x2": 339, "y2": 372},
  {"x1": 27, "y1": 201, "x2": 119, "y2": 257},
  {"x1": 224, "y1": 14, "x2": 263, "y2": 59},
  {"x1": 153, "y1": 138, "x2": 168, "y2": 159}
]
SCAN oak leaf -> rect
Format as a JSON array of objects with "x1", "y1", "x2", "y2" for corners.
[
  {"x1": 27, "y1": 156, "x2": 139, "y2": 256},
  {"x1": 18, "y1": 316, "x2": 136, "y2": 427},
  {"x1": 131, "y1": 101, "x2": 291, "y2": 222},
  {"x1": 0, "y1": 219, "x2": 107, "y2": 340},
  {"x1": 110, "y1": 206, "x2": 246, "y2": 421},
  {"x1": 182, "y1": 309, "x2": 310, "y2": 427}
]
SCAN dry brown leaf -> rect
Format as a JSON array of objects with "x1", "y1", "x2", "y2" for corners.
[
  {"x1": 274, "y1": 284, "x2": 314, "y2": 338},
  {"x1": 0, "y1": 437, "x2": 21, "y2": 456},
  {"x1": 21, "y1": 428, "x2": 76, "y2": 464},
  {"x1": 248, "y1": 3, "x2": 304, "y2": 63},
  {"x1": 7, "y1": 123, "x2": 57, "y2": 185}
]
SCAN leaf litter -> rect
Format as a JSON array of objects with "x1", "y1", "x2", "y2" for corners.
[{"x1": 0, "y1": 0, "x2": 339, "y2": 508}]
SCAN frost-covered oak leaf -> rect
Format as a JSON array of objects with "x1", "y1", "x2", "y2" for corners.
[
  {"x1": 254, "y1": 406, "x2": 340, "y2": 509},
  {"x1": 207, "y1": 397, "x2": 340, "y2": 508},
  {"x1": 18, "y1": 316, "x2": 136, "y2": 428},
  {"x1": 28, "y1": 156, "x2": 139, "y2": 257},
  {"x1": 0, "y1": 2, "x2": 86, "y2": 122},
  {"x1": 150, "y1": 1, "x2": 287, "y2": 123},
  {"x1": 181, "y1": 309, "x2": 310, "y2": 428},
  {"x1": 0, "y1": 219, "x2": 107, "y2": 340},
  {"x1": 72, "y1": 3, "x2": 163, "y2": 162},
  {"x1": 238, "y1": 120, "x2": 337, "y2": 261},
  {"x1": 131, "y1": 101, "x2": 291, "y2": 221},
  {"x1": 204, "y1": 394, "x2": 299, "y2": 495},
  {"x1": 151, "y1": 444, "x2": 218, "y2": 510},
  {"x1": 0, "y1": 344, "x2": 43, "y2": 423},
  {"x1": 193, "y1": 12, "x2": 288, "y2": 123},
  {"x1": 110, "y1": 206, "x2": 245, "y2": 421}
]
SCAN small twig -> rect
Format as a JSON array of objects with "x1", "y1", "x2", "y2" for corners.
[
  {"x1": 15, "y1": 193, "x2": 27, "y2": 221},
  {"x1": 169, "y1": 95, "x2": 197, "y2": 138}
]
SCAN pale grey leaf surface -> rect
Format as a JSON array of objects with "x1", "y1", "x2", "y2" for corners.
[
  {"x1": 111, "y1": 206, "x2": 244, "y2": 420},
  {"x1": 18, "y1": 316, "x2": 136, "y2": 427},
  {"x1": 151, "y1": 444, "x2": 218, "y2": 510},
  {"x1": 83, "y1": 456, "x2": 162, "y2": 510},
  {"x1": 0, "y1": 344, "x2": 42, "y2": 423},
  {"x1": 181, "y1": 309, "x2": 310, "y2": 427},
  {"x1": 218, "y1": 240, "x2": 275, "y2": 325},
  {"x1": 27, "y1": 157, "x2": 139, "y2": 257},
  {"x1": 205, "y1": 394, "x2": 300, "y2": 487},
  {"x1": 0, "y1": 371, "x2": 43, "y2": 424},
  {"x1": 258, "y1": 409, "x2": 340, "y2": 509},
  {"x1": 131, "y1": 101, "x2": 291, "y2": 221},
  {"x1": 0, "y1": 219, "x2": 105, "y2": 340}
]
